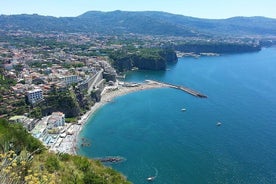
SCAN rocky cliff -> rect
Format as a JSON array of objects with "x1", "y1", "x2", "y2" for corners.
[
  {"x1": 39, "y1": 89, "x2": 81, "y2": 118},
  {"x1": 175, "y1": 42, "x2": 261, "y2": 54},
  {"x1": 110, "y1": 48, "x2": 178, "y2": 72}
]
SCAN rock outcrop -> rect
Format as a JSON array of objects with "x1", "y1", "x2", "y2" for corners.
[
  {"x1": 110, "y1": 48, "x2": 178, "y2": 72},
  {"x1": 175, "y1": 42, "x2": 261, "y2": 54}
]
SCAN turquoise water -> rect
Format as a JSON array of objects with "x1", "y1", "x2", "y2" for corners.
[{"x1": 78, "y1": 48, "x2": 276, "y2": 184}]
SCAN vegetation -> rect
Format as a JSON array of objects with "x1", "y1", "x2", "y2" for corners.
[
  {"x1": 174, "y1": 41, "x2": 261, "y2": 53},
  {"x1": 0, "y1": 69, "x2": 30, "y2": 117},
  {"x1": 62, "y1": 62, "x2": 85, "y2": 69},
  {"x1": 0, "y1": 118, "x2": 44, "y2": 153},
  {"x1": 0, "y1": 70, "x2": 16, "y2": 89},
  {"x1": 0, "y1": 118, "x2": 131, "y2": 184},
  {"x1": 1, "y1": 11, "x2": 276, "y2": 37},
  {"x1": 0, "y1": 35, "x2": 70, "y2": 50},
  {"x1": 109, "y1": 48, "x2": 177, "y2": 72},
  {"x1": 28, "y1": 61, "x2": 53, "y2": 68},
  {"x1": 65, "y1": 117, "x2": 78, "y2": 123},
  {"x1": 0, "y1": 149, "x2": 57, "y2": 184},
  {"x1": 29, "y1": 107, "x2": 42, "y2": 119},
  {"x1": 37, "y1": 89, "x2": 81, "y2": 118}
]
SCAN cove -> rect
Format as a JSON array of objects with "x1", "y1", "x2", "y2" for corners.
[{"x1": 78, "y1": 48, "x2": 276, "y2": 184}]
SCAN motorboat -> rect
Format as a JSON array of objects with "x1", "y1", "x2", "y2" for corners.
[
  {"x1": 147, "y1": 167, "x2": 158, "y2": 181},
  {"x1": 216, "y1": 122, "x2": 222, "y2": 126},
  {"x1": 147, "y1": 176, "x2": 155, "y2": 181}
]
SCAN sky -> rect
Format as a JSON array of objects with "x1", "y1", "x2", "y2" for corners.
[{"x1": 1, "y1": 0, "x2": 276, "y2": 19}]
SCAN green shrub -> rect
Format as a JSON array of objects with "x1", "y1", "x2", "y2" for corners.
[{"x1": 45, "y1": 155, "x2": 60, "y2": 173}]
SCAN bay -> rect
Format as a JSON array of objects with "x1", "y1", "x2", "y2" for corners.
[{"x1": 78, "y1": 48, "x2": 276, "y2": 184}]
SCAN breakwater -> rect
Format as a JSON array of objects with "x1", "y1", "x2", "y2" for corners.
[{"x1": 146, "y1": 80, "x2": 207, "y2": 98}]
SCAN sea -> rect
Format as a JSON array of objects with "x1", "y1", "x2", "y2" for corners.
[{"x1": 77, "y1": 47, "x2": 276, "y2": 184}]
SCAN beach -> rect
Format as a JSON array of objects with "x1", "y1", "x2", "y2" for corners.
[{"x1": 54, "y1": 81, "x2": 166, "y2": 155}]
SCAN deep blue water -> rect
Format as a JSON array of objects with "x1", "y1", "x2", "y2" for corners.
[{"x1": 78, "y1": 48, "x2": 276, "y2": 184}]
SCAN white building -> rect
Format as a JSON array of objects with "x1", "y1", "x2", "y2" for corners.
[
  {"x1": 62, "y1": 75, "x2": 79, "y2": 85},
  {"x1": 26, "y1": 88, "x2": 43, "y2": 104},
  {"x1": 48, "y1": 112, "x2": 65, "y2": 127}
]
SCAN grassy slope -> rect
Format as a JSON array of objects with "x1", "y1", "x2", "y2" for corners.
[{"x1": 0, "y1": 118, "x2": 131, "y2": 184}]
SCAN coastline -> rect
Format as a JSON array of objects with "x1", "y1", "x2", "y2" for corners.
[{"x1": 56, "y1": 81, "x2": 166, "y2": 155}]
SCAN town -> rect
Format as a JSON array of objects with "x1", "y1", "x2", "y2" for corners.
[
  {"x1": 0, "y1": 28, "x2": 269, "y2": 152},
  {"x1": 0, "y1": 30, "x2": 181, "y2": 152}
]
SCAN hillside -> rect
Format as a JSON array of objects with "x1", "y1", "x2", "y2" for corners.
[
  {"x1": 0, "y1": 118, "x2": 131, "y2": 184},
  {"x1": 1, "y1": 11, "x2": 276, "y2": 37}
]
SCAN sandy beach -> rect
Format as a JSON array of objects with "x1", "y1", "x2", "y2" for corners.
[{"x1": 55, "y1": 81, "x2": 166, "y2": 155}]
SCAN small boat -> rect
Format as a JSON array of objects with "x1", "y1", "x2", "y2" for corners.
[
  {"x1": 147, "y1": 167, "x2": 158, "y2": 181},
  {"x1": 181, "y1": 108, "x2": 186, "y2": 111},
  {"x1": 147, "y1": 176, "x2": 155, "y2": 181},
  {"x1": 216, "y1": 122, "x2": 222, "y2": 126}
]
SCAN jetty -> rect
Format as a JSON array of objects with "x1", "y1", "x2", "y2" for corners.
[
  {"x1": 95, "y1": 156, "x2": 126, "y2": 163},
  {"x1": 146, "y1": 80, "x2": 207, "y2": 98}
]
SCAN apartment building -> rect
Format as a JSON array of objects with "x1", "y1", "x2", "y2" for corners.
[{"x1": 26, "y1": 88, "x2": 43, "y2": 104}]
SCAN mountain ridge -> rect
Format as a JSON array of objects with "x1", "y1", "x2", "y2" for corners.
[{"x1": 1, "y1": 10, "x2": 276, "y2": 37}]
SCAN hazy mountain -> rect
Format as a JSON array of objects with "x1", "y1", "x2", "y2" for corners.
[{"x1": 1, "y1": 10, "x2": 276, "y2": 37}]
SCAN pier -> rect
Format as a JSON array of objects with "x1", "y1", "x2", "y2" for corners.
[
  {"x1": 146, "y1": 80, "x2": 207, "y2": 98},
  {"x1": 95, "y1": 156, "x2": 126, "y2": 163}
]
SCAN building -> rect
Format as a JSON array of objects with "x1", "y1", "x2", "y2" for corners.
[
  {"x1": 61, "y1": 75, "x2": 79, "y2": 85},
  {"x1": 26, "y1": 88, "x2": 43, "y2": 104},
  {"x1": 9, "y1": 115, "x2": 38, "y2": 131},
  {"x1": 25, "y1": 119, "x2": 39, "y2": 131},
  {"x1": 47, "y1": 112, "x2": 65, "y2": 128}
]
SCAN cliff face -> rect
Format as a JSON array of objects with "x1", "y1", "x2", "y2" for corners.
[
  {"x1": 112, "y1": 56, "x2": 133, "y2": 72},
  {"x1": 110, "y1": 48, "x2": 178, "y2": 72},
  {"x1": 132, "y1": 54, "x2": 166, "y2": 70},
  {"x1": 39, "y1": 90, "x2": 81, "y2": 118},
  {"x1": 90, "y1": 89, "x2": 102, "y2": 102},
  {"x1": 159, "y1": 49, "x2": 178, "y2": 62}
]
